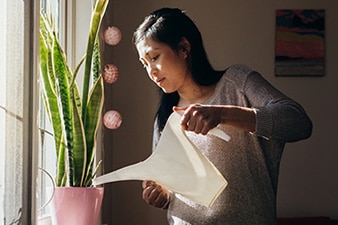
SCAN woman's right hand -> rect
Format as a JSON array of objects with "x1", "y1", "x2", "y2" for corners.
[
  {"x1": 174, "y1": 104, "x2": 256, "y2": 133},
  {"x1": 142, "y1": 180, "x2": 169, "y2": 209}
]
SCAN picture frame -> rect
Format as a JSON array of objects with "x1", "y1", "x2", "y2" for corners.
[{"x1": 275, "y1": 9, "x2": 325, "y2": 77}]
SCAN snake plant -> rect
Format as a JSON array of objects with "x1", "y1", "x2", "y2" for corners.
[{"x1": 39, "y1": 0, "x2": 109, "y2": 187}]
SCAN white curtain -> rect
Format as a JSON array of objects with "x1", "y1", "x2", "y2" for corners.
[{"x1": 0, "y1": 0, "x2": 38, "y2": 224}]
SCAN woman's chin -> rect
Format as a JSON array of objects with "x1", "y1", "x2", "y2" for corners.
[{"x1": 161, "y1": 87, "x2": 175, "y2": 94}]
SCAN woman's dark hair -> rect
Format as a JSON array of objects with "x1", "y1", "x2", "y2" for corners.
[{"x1": 133, "y1": 8, "x2": 224, "y2": 131}]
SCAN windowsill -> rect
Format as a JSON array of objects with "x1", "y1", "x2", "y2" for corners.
[{"x1": 38, "y1": 216, "x2": 52, "y2": 225}]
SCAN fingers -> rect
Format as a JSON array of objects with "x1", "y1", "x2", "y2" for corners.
[
  {"x1": 142, "y1": 180, "x2": 153, "y2": 189},
  {"x1": 190, "y1": 110, "x2": 206, "y2": 134},
  {"x1": 175, "y1": 104, "x2": 218, "y2": 135},
  {"x1": 142, "y1": 180, "x2": 169, "y2": 208}
]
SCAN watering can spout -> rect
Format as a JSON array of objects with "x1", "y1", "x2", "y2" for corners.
[{"x1": 93, "y1": 161, "x2": 151, "y2": 185}]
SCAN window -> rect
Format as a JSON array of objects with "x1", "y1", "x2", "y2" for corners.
[
  {"x1": 0, "y1": 0, "x2": 39, "y2": 224},
  {"x1": 1, "y1": 0, "x2": 92, "y2": 224}
]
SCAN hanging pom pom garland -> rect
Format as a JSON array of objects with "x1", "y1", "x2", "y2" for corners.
[
  {"x1": 103, "y1": 64, "x2": 119, "y2": 84},
  {"x1": 103, "y1": 110, "x2": 122, "y2": 130},
  {"x1": 102, "y1": 25, "x2": 122, "y2": 130},
  {"x1": 103, "y1": 26, "x2": 122, "y2": 46}
]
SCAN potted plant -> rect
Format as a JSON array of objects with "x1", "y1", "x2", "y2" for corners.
[{"x1": 39, "y1": 0, "x2": 111, "y2": 224}]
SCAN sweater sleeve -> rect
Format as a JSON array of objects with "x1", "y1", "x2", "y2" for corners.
[{"x1": 243, "y1": 70, "x2": 312, "y2": 142}]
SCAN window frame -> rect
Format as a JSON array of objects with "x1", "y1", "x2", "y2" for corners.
[{"x1": 24, "y1": 0, "x2": 40, "y2": 224}]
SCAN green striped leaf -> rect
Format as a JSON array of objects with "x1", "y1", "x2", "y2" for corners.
[
  {"x1": 56, "y1": 138, "x2": 66, "y2": 186},
  {"x1": 92, "y1": 39, "x2": 101, "y2": 83},
  {"x1": 81, "y1": 0, "x2": 109, "y2": 120},
  {"x1": 40, "y1": 15, "x2": 63, "y2": 158},
  {"x1": 71, "y1": 93, "x2": 87, "y2": 186},
  {"x1": 52, "y1": 32, "x2": 75, "y2": 186},
  {"x1": 83, "y1": 76, "x2": 104, "y2": 185}
]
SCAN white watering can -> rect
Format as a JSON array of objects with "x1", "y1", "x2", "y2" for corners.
[{"x1": 93, "y1": 112, "x2": 229, "y2": 207}]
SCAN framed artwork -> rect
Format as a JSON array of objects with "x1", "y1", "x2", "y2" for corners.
[{"x1": 275, "y1": 9, "x2": 325, "y2": 76}]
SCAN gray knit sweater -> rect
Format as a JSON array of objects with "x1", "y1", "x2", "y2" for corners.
[{"x1": 152, "y1": 64, "x2": 312, "y2": 225}]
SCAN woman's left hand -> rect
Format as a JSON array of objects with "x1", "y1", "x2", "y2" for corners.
[{"x1": 142, "y1": 180, "x2": 169, "y2": 209}]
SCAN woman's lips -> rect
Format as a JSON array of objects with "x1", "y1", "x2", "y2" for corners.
[{"x1": 155, "y1": 78, "x2": 165, "y2": 86}]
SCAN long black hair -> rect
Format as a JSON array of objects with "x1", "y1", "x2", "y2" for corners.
[{"x1": 133, "y1": 8, "x2": 224, "y2": 131}]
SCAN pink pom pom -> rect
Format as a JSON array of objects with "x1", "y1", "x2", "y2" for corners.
[
  {"x1": 104, "y1": 26, "x2": 122, "y2": 46},
  {"x1": 103, "y1": 110, "x2": 122, "y2": 130},
  {"x1": 103, "y1": 64, "x2": 119, "y2": 84}
]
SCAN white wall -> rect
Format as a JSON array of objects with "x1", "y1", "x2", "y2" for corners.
[{"x1": 102, "y1": 0, "x2": 338, "y2": 224}]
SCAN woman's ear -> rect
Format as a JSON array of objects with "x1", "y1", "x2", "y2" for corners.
[{"x1": 179, "y1": 37, "x2": 191, "y2": 58}]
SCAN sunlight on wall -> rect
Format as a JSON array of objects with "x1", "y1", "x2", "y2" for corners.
[
  {"x1": 0, "y1": 0, "x2": 7, "y2": 222},
  {"x1": 0, "y1": 0, "x2": 25, "y2": 223}
]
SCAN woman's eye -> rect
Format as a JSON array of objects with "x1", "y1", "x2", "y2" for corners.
[{"x1": 151, "y1": 55, "x2": 159, "y2": 62}]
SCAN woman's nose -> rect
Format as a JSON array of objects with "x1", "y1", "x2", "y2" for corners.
[{"x1": 148, "y1": 65, "x2": 158, "y2": 79}]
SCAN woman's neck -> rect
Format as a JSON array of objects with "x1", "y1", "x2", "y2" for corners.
[{"x1": 177, "y1": 84, "x2": 216, "y2": 107}]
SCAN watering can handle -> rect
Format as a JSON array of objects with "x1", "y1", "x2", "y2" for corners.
[
  {"x1": 37, "y1": 167, "x2": 56, "y2": 212},
  {"x1": 174, "y1": 111, "x2": 230, "y2": 142}
]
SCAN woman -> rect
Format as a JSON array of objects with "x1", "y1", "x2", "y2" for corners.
[{"x1": 133, "y1": 7, "x2": 312, "y2": 225}]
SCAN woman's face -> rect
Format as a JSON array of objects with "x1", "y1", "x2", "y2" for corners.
[{"x1": 136, "y1": 38, "x2": 192, "y2": 93}]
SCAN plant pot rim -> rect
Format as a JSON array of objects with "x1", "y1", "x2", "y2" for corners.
[{"x1": 54, "y1": 186, "x2": 104, "y2": 190}]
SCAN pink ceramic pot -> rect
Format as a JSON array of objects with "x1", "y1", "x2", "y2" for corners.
[{"x1": 51, "y1": 187, "x2": 104, "y2": 225}]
